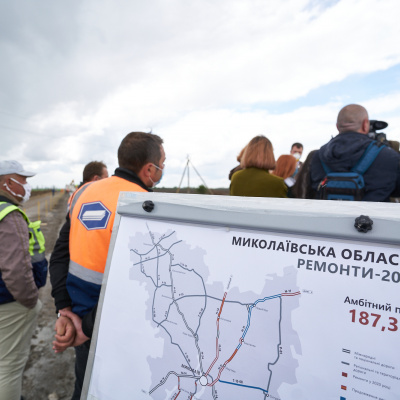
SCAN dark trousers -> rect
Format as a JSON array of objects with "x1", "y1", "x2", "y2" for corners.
[{"x1": 71, "y1": 340, "x2": 91, "y2": 400}]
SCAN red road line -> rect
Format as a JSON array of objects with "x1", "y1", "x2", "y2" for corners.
[
  {"x1": 218, "y1": 292, "x2": 227, "y2": 318},
  {"x1": 173, "y1": 391, "x2": 181, "y2": 400},
  {"x1": 225, "y1": 348, "x2": 238, "y2": 364},
  {"x1": 205, "y1": 292, "x2": 227, "y2": 376},
  {"x1": 172, "y1": 377, "x2": 181, "y2": 400},
  {"x1": 281, "y1": 291, "x2": 301, "y2": 296},
  {"x1": 205, "y1": 337, "x2": 219, "y2": 376},
  {"x1": 208, "y1": 348, "x2": 239, "y2": 386}
]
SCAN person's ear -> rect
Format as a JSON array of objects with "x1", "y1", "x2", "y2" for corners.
[
  {"x1": 361, "y1": 118, "x2": 370, "y2": 134},
  {"x1": 145, "y1": 162, "x2": 154, "y2": 177},
  {"x1": 6, "y1": 177, "x2": 14, "y2": 187},
  {"x1": 137, "y1": 162, "x2": 154, "y2": 186}
]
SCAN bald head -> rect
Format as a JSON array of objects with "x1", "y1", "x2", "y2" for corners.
[{"x1": 337, "y1": 104, "x2": 369, "y2": 134}]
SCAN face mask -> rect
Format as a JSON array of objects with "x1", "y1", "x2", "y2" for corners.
[
  {"x1": 293, "y1": 152, "x2": 301, "y2": 161},
  {"x1": 149, "y1": 164, "x2": 164, "y2": 188},
  {"x1": 3, "y1": 178, "x2": 32, "y2": 203}
]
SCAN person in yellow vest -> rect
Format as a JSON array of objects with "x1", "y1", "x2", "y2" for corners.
[
  {"x1": 50, "y1": 131, "x2": 165, "y2": 400},
  {"x1": 0, "y1": 160, "x2": 47, "y2": 400}
]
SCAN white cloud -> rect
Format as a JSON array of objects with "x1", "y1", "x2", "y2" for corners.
[{"x1": 1, "y1": 0, "x2": 400, "y2": 189}]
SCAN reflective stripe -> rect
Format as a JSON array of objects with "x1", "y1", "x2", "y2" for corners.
[
  {"x1": 69, "y1": 260, "x2": 104, "y2": 285},
  {"x1": 0, "y1": 202, "x2": 46, "y2": 258},
  {"x1": 28, "y1": 220, "x2": 46, "y2": 257},
  {"x1": 0, "y1": 202, "x2": 21, "y2": 221},
  {"x1": 69, "y1": 183, "x2": 93, "y2": 217}
]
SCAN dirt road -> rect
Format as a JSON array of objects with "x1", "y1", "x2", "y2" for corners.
[{"x1": 22, "y1": 192, "x2": 75, "y2": 400}]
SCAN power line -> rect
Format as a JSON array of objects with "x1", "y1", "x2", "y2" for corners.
[
  {"x1": 0, "y1": 124, "x2": 117, "y2": 151},
  {"x1": 0, "y1": 124, "x2": 54, "y2": 138},
  {"x1": 0, "y1": 110, "x2": 31, "y2": 120}
]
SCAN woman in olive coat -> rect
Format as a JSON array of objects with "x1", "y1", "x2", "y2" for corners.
[{"x1": 230, "y1": 135, "x2": 287, "y2": 198}]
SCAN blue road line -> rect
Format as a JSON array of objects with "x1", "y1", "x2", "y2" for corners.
[
  {"x1": 219, "y1": 379, "x2": 268, "y2": 393},
  {"x1": 238, "y1": 294, "x2": 281, "y2": 349}
]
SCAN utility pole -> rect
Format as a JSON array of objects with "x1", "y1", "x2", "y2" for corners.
[{"x1": 177, "y1": 156, "x2": 213, "y2": 194}]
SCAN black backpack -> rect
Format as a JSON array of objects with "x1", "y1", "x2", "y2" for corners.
[{"x1": 317, "y1": 140, "x2": 386, "y2": 201}]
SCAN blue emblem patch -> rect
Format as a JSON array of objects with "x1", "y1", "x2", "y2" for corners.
[{"x1": 78, "y1": 201, "x2": 111, "y2": 230}]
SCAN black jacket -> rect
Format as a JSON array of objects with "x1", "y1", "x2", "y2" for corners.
[
  {"x1": 309, "y1": 131, "x2": 400, "y2": 202},
  {"x1": 49, "y1": 168, "x2": 150, "y2": 337}
]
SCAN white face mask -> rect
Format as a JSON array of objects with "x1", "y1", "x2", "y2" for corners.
[
  {"x1": 3, "y1": 178, "x2": 32, "y2": 203},
  {"x1": 293, "y1": 152, "x2": 301, "y2": 161}
]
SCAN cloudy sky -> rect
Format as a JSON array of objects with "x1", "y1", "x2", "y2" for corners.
[{"x1": 1, "y1": 0, "x2": 400, "y2": 189}]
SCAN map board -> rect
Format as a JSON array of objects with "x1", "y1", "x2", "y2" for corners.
[{"x1": 83, "y1": 193, "x2": 400, "y2": 400}]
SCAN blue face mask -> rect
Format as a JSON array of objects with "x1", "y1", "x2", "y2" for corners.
[{"x1": 150, "y1": 163, "x2": 164, "y2": 187}]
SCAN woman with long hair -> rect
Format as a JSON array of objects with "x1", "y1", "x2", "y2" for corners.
[
  {"x1": 230, "y1": 135, "x2": 287, "y2": 198},
  {"x1": 272, "y1": 154, "x2": 297, "y2": 197}
]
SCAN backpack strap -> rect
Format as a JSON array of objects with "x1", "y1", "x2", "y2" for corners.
[
  {"x1": 352, "y1": 140, "x2": 386, "y2": 175},
  {"x1": 318, "y1": 140, "x2": 386, "y2": 176},
  {"x1": 319, "y1": 159, "x2": 332, "y2": 174}
]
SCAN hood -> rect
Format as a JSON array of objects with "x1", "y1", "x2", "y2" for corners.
[{"x1": 319, "y1": 131, "x2": 371, "y2": 172}]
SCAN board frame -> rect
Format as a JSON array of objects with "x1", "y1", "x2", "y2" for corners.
[{"x1": 81, "y1": 192, "x2": 400, "y2": 399}]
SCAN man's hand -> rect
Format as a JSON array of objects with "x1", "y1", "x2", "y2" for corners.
[
  {"x1": 59, "y1": 309, "x2": 90, "y2": 347},
  {"x1": 53, "y1": 307, "x2": 76, "y2": 353}
]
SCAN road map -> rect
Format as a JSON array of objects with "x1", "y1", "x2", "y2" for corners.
[
  {"x1": 88, "y1": 214, "x2": 400, "y2": 400},
  {"x1": 127, "y1": 223, "x2": 301, "y2": 400}
]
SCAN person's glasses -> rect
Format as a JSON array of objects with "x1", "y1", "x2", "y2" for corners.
[{"x1": 152, "y1": 163, "x2": 164, "y2": 171}]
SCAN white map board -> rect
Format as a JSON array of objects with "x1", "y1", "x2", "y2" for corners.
[{"x1": 83, "y1": 193, "x2": 400, "y2": 400}]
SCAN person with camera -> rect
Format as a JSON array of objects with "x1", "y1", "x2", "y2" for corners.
[{"x1": 309, "y1": 104, "x2": 400, "y2": 202}]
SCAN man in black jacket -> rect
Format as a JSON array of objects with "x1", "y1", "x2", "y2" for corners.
[
  {"x1": 50, "y1": 132, "x2": 165, "y2": 400},
  {"x1": 309, "y1": 104, "x2": 400, "y2": 202}
]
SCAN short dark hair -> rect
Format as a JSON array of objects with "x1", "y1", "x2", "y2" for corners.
[
  {"x1": 118, "y1": 132, "x2": 163, "y2": 173},
  {"x1": 82, "y1": 161, "x2": 107, "y2": 183},
  {"x1": 291, "y1": 142, "x2": 303, "y2": 150}
]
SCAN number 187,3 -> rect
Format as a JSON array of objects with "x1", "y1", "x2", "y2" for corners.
[{"x1": 349, "y1": 310, "x2": 398, "y2": 332}]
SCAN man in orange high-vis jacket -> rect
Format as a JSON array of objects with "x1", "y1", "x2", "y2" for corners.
[{"x1": 50, "y1": 132, "x2": 165, "y2": 400}]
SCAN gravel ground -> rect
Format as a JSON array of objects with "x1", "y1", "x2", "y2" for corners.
[{"x1": 22, "y1": 192, "x2": 75, "y2": 400}]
